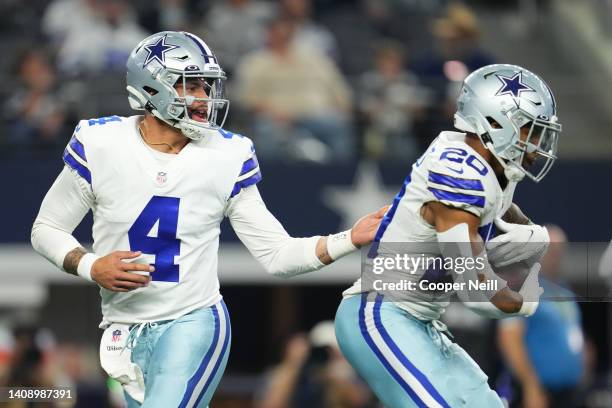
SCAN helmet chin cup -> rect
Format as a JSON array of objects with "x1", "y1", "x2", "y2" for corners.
[
  {"x1": 485, "y1": 141, "x2": 526, "y2": 183},
  {"x1": 504, "y1": 164, "x2": 525, "y2": 182},
  {"x1": 178, "y1": 121, "x2": 219, "y2": 141}
]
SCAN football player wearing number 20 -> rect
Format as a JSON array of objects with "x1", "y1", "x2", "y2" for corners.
[
  {"x1": 31, "y1": 31, "x2": 387, "y2": 408},
  {"x1": 335, "y1": 64, "x2": 561, "y2": 408}
]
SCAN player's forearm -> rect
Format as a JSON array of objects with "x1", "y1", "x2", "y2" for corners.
[
  {"x1": 228, "y1": 186, "x2": 359, "y2": 277},
  {"x1": 316, "y1": 236, "x2": 333, "y2": 265},
  {"x1": 32, "y1": 167, "x2": 94, "y2": 275},
  {"x1": 316, "y1": 231, "x2": 359, "y2": 265},
  {"x1": 259, "y1": 236, "x2": 325, "y2": 277},
  {"x1": 257, "y1": 232, "x2": 358, "y2": 277},
  {"x1": 31, "y1": 218, "x2": 99, "y2": 282},
  {"x1": 502, "y1": 203, "x2": 532, "y2": 225},
  {"x1": 63, "y1": 247, "x2": 87, "y2": 275},
  {"x1": 31, "y1": 220, "x2": 84, "y2": 273},
  {"x1": 435, "y1": 221, "x2": 522, "y2": 316}
]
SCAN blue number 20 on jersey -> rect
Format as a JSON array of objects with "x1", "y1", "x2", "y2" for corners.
[{"x1": 128, "y1": 196, "x2": 181, "y2": 282}]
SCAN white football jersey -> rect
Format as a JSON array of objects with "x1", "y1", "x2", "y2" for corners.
[
  {"x1": 62, "y1": 115, "x2": 260, "y2": 326},
  {"x1": 344, "y1": 131, "x2": 517, "y2": 320}
]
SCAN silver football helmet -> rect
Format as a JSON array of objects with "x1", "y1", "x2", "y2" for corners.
[
  {"x1": 454, "y1": 64, "x2": 561, "y2": 182},
  {"x1": 126, "y1": 31, "x2": 229, "y2": 141}
]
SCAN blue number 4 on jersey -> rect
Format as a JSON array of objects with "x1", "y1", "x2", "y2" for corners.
[{"x1": 128, "y1": 196, "x2": 181, "y2": 282}]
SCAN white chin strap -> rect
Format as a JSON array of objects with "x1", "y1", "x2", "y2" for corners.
[
  {"x1": 178, "y1": 121, "x2": 219, "y2": 141},
  {"x1": 503, "y1": 164, "x2": 525, "y2": 183},
  {"x1": 484, "y1": 142, "x2": 525, "y2": 182}
]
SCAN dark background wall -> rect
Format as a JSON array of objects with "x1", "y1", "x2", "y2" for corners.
[{"x1": 1, "y1": 158, "x2": 609, "y2": 243}]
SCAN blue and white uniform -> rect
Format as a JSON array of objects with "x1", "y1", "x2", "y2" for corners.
[
  {"x1": 32, "y1": 115, "x2": 326, "y2": 407},
  {"x1": 336, "y1": 131, "x2": 516, "y2": 408}
]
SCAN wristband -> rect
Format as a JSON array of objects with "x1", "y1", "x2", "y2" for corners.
[
  {"x1": 77, "y1": 253, "x2": 100, "y2": 282},
  {"x1": 327, "y1": 230, "x2": 358, "y2": 260},
  {"x1": 518, "y1": 300, "x2": 539, "y2": 317},
  {"x1": 517, "y1": 263, "x2": 543, "y2": 316}
]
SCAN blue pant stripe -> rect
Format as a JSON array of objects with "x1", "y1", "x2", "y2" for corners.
[
  {"x1": 358, "y1": 294, "x2": 428, "y2": 408},
  {"x1": 193, "y1": 301, "x2": 231, "y2": 407},
  {"x1": 179, "y1": 304, "x2": 221, "y2": 408},
  {"x1": 372, "y1": 295, "x2": 451, "y2": 408}
]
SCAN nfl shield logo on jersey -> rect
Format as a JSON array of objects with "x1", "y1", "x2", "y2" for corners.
[
  {"x1": 111, "y1": 329, "x2": 122, "y2": 342},
  {"x1": 156, "y1": 171, "x2": 167, "y2": 186}
]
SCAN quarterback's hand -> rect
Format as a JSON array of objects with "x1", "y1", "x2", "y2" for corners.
[
  {"x1": 486, "y1": 218, "x2": 549, "y2": 268},
  {"x1": 350, "y1": 205, "x2": 390, "y2": 247},
  {"x1": 91, "y1": 251, "x2": 154, "y2": 292}
]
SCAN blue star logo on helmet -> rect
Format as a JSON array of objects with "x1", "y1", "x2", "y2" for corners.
[
  {"x1": 143, "y1": 35, "x2": 179, "y2": 67},
  {"x1": 495, "y1": 72, "x2": 534, "y2": 98}
]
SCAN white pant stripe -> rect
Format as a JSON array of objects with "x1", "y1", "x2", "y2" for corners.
[
  {"x1": 363, "y1": 301, "x2": 444, "y2": 408},
  {"x1": 186, "y1": 303, "x2": 227, "y2": 408}
]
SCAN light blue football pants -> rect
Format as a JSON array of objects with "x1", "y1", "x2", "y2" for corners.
[
  {"x1": 335, "y1": 293, "x2": 503, "y2": 408},
  {"x1": 124, "y1": 300, "x2": 231, "y2": 408}
]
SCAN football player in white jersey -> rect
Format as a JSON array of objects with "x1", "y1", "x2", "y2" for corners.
[
  {"x1": 335, "y1": 64, "x2": 560, "y2": 408},
  {"x1": 30, "y1": 31, "x2": 386, "y2": 408}
]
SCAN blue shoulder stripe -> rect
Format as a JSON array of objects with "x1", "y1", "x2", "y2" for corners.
[
  {"x1": 63, "y1": 149, "x2": 91, "y2": 184},
  {"x1": 428, "y1": 171, "x2": 483, "y2": 192},
  {"x1": 428, "y1": 187, "x2": 484, "y2": 208},
  {"x1": 240, "y1": 155, "x2": 259, "y2": 176},
  {"x1": 68, "y1": 136, "x2": 87, "y2": 162},
  {"x1": 230, "y1": 171, "x2": 262, "y2": 197},
  {"x1": 367, "y1": 174, "x2": 412, "y2": 259}
]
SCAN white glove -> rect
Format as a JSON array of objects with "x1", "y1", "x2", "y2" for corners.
[
  {"x1": 517, "y1": 263, "x2": 544, "y2": 316},
  {"x1": 486, "y1": 218, "x2": 549, "y2": 268}
]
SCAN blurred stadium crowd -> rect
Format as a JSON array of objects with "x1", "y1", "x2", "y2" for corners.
[
  {"x1": 1, "y1": 0, "x2": 612, "y2": 407},
  {"x1": 0, "y1": 0, "x2": 498, "y2": 163}
]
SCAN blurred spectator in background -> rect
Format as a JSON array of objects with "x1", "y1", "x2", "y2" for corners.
[
  {"x1": 235, "y1": 17, "x2": 353, "y2": 163},
  {"x1": 358, "y1": 40, "x2": 430, "y2": 161},
  {"x1": 57, "y1": 343, "x2": 115, "y2": 408},
  {"x1": 280, "y1": 0, "x2": 339, "y2": 60},
  {"x1": 5, "y1": 326, "x2": 114, "y2": 408},
  {"x1": 156, "y1": 0, "x2": 189, "y2": 31},
  {"x1": 42, "y1": 0, "x2": 92, "y2": 42},
  {"x1": 0, "y1": 326, "x2": 14, "y2": 387},
  {"x1": 3, "y1": 50, "x2": 72, "y2": 150},
  {"x1": 132, "y1": 0, "x2": 190, "y2": 33},
  {"x1": 255, "y1": 321, "x2": 372, "y2": 408},
  {"x1": 194, "y1": 0, "x2": 273, "y2": 75},
  {"x1": 497, "y1": 226, "x2": 585, "y2": 408},
  {"x1": 7, "y1": 327, "x2": 56, "y2": 390},
  {"x1": 42, "y1": 0, "x2": 148, "y2": 75},
  {"x1": 427, "y1": 3, "x2": 494, "y2": 74},
  {"x1": 412, "y1": 2, "x2": 494, "y2": 149}
]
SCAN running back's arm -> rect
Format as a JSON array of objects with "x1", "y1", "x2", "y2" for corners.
[{"x1": 426, "y1": 201, "x2": 524, "y2": 315}]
